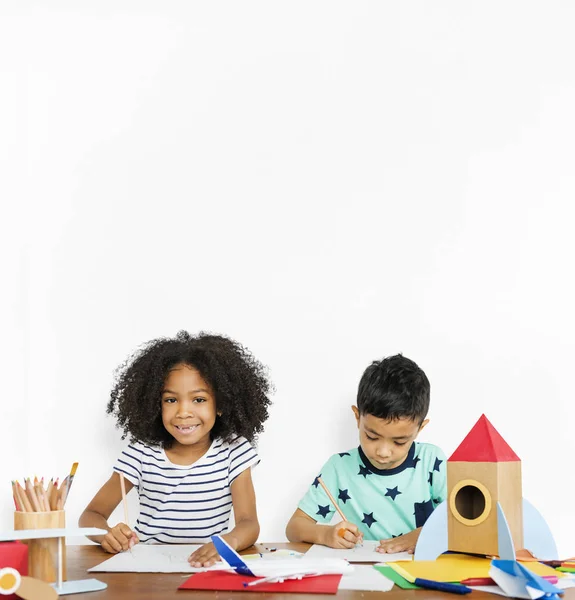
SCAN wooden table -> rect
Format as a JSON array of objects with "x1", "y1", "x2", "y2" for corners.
[{"x1": 68, "y1": 543, "x2": 575, "y2": 599}]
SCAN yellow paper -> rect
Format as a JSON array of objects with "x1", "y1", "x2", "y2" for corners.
[{"x1": 389, "y1": 554, "x2": 561, "y2": 583}]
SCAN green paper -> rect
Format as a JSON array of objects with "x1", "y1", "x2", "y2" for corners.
[
  {"x1": 558, "y1": 567, "x2": 575, "y2": 573},
  {"x1": 374, "y1": 565, "x2": 420, "y2": 589}
]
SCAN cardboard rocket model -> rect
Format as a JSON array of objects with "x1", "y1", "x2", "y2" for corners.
[{"x1": 414, "y1": 415, "x2": 558, "y2": 561}]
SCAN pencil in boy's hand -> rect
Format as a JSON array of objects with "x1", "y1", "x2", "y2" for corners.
[
  {"x1": 63, "y1": 462, "x2": 78, "y2": 506},
  {"x1": 317, "y1": 476, "x2": 363, "y2": 546}
]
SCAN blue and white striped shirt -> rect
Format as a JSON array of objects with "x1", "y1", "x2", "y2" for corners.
[{"x1": 113, "y1": 436, "x2": 259, "y2": 544}]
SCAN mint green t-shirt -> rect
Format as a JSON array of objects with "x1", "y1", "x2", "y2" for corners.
[{"x1": 298, "y1": 442, "x2": 447, "y2": 540}]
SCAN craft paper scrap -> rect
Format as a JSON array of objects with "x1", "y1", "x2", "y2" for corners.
[
  {"x1": 88, "y1": 544, "x2": 226, "y2": 573},
  {"x1": 388, "y1": 554, "x2": 561, "y2": 583},
  {"x1": 338, "y1": 565, "x2": 395, "y2": 591}
]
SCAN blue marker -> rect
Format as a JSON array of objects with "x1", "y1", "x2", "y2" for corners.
[{"x1": 414, "y1": 579, "x2": 472, "y2": 595}]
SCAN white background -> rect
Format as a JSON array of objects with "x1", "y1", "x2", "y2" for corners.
[{"x1": 1, "y1": 1, "x2": 574, "y2": 557}]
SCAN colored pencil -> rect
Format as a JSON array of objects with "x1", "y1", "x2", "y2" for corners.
[
  {"x1": 11, "y1": 481, "x2": 21, "y2": 511},
  {"x1": 16, "y1": 481, "x2": 33, "y2": 512},
  {"x1": 316, "y1": 477, "x2": 348, "y2": 522},
  {"x1": 119, "y1": 473, "x2": 129, "y2": 525},
  {"x1": 25, "y1": 478, "x2": 42, "y2": 512},
  {"x1": 46, "y1": 479, "x2": 54, "y2": 510},
  {"x1": 461, "y1": 576, "x2": 559, "y2": 586},
  {"x1": 57, "y1": 477, "x2": 68, "y2": 510},
  {"x1": 316, "y1": 476, "x2": 363, "y2": 544},
  {"x1": 50, "y1": 479, "x2": 59, "y2": 510},
  {"x1": 63, "y1": 462, "x2": 78, "y2": 506}
]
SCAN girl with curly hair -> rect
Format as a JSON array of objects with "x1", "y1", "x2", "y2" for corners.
[{"x1": 79, "y1": 331, "x2": 272, "y2": 567}]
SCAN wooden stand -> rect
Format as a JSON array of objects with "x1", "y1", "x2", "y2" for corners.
[{"x1": 14, "y1": 511, "x2": 67, "y2": 584}]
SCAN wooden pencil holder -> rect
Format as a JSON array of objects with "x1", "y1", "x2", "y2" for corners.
[{"x1": 14, "y1": 510, "x2": 67, "y2": 583}]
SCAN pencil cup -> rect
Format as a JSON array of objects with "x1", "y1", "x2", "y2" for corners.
[{"x1": 14, "y1": 510, "x2": 67, "y2": 583}]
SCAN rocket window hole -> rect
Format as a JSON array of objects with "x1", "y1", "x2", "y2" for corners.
[{"x1": 454, "y1": 484, "x2": 486, "y2": 520}]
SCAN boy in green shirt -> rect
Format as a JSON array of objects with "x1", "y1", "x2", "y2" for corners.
[{"x1": 286, "y1": 354, "x2": 446, "y2": 554}]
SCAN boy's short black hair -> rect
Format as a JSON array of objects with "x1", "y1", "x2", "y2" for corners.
[
  {"x1": 107, "y1": 331, "x2": 272, "y2": 447},
  {"x1": 357, "y1": 354, "x2": 430, "y2": 423}
]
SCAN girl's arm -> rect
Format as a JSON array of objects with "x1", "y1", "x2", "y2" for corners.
[
  {"x1": 78, "y1": 472, "x2": 137, "y2": 553},
  {"x1": 188, "y1": 467, "x2": 259, "y2": 567}
]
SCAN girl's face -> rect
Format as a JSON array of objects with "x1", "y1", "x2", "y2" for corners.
[{"x1": 161, "y1": 364, "x2": 217, "y2": 449}]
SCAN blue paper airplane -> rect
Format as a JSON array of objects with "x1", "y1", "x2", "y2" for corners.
[{"x1": 490, "y1": 559, "x2": 563, "y2": 599}]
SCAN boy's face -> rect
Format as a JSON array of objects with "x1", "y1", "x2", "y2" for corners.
[{"x1": 352, "y1": 406, "x2": 428, "y2": 470}]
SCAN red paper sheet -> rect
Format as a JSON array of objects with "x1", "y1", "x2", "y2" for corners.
[
  {"x1": 0, "y1": 542, "x2": 28, "y2": 600},
  {"x1": 179, "y1": 570, "x2": 342, "y2": 594}
]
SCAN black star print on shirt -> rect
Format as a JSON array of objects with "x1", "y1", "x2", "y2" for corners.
[
  {"x1": 433, "y1": 457, "x2": 443, "y2": 472},
  {"x1": 428, "y1": 471, "x2": 433, "y2": 486},
  {"x1": 317, "y1": 504, "x2": 331, "y2": 518},
  {"x1": 362, "y1": 512, "x2": 377, "y2": 528},
  {"x1": 338, "y1": 489, "x2": 351, "y2": 504},
  {"x1": 358, "y1": 464, "x2": 372, "y2": 478},
  {"x1": 403, "y1": 454, "x2": 420, "y2": 469},
  {"x1": 414, "y1": 499, "x2": 434, "y2": 528},
  {"x1": 312, "y1": 474, "x2": 321, "y2": 488},
  {"x1": 385, "y1": 486, "x2": 402, "y2": 501},
  {"x1": 338, "y1": 452, "x2": 351, "y2": 457}
]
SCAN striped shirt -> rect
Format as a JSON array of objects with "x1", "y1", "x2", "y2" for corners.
[{"x1": 113, "y1": 436, "x2": 259, "y2": 544}]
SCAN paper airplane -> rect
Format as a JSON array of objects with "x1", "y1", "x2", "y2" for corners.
[
  {"x1": 488, "y1": 559, "x2": 563, "y2": 599},
  {"x1": 211, "y1": 536, "x2": 352, "y2": 584}
]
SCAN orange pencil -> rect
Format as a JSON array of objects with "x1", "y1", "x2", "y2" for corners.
[
  {"x1": 316, "y1": 476, "x2": 348, "y2": 522},
  {"x1": 16, "y1": 481, "x2": 33, "y2": 512},
  {"x1": 317, "y1": 476, "x2": 363, "y2": 544},
  {"x1": 25, "y1": 478, "x2": 42, "y2": 512},
  {"x1": 63, "y1": 462, "x2": 78, "y2": 506}
]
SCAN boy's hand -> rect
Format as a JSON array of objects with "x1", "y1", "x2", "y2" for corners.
[
  {"x1": 377, "y1": 528, "x2": 421, "y2": 554},
  {"x1": 321, "y1": 521, "x2": 363, "y2": 549},
  {"x1": 188, "y1": 541, "x2": 222, "y2": 568},
  {"x1": 102, "y1": 523, "x2": 139, "y2": 554}
]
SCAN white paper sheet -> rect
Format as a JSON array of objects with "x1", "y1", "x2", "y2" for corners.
[
  {"x1": 339, "y1": 565, "x2": 395, "y2": 591},
  {"x1": 88, "y1": 544, "x2": 226, "y2": 573},
  {"x1": 556, "y1": 576, "x2": 575, "y2": 590},
  {"x1": 304, "y1": 540, "x2": 412, "y2": 563}
]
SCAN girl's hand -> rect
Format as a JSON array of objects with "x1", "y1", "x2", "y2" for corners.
[
  {"x1": 377, "y1": 528, "x2": 420, "y2": 554},
  {"x1": 188, "y1": 542, "x2": 221, "y2": 568},
  {"x1": 102, "y1": 523, "x2": 139, "y2": 554},
  {"x1": 321, "y1": 521, "x2": 363, "y2": 549}
]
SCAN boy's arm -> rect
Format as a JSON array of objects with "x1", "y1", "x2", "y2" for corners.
[
  {"x1": 286, "y1": 508, "x2": 361, "y2": 548},
  {"x1": 189, "y1": 468, "x2": 259, "y2": 567},
  {"x1": 78, "y1": 471, "x2": 136, "y2": 552}
]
